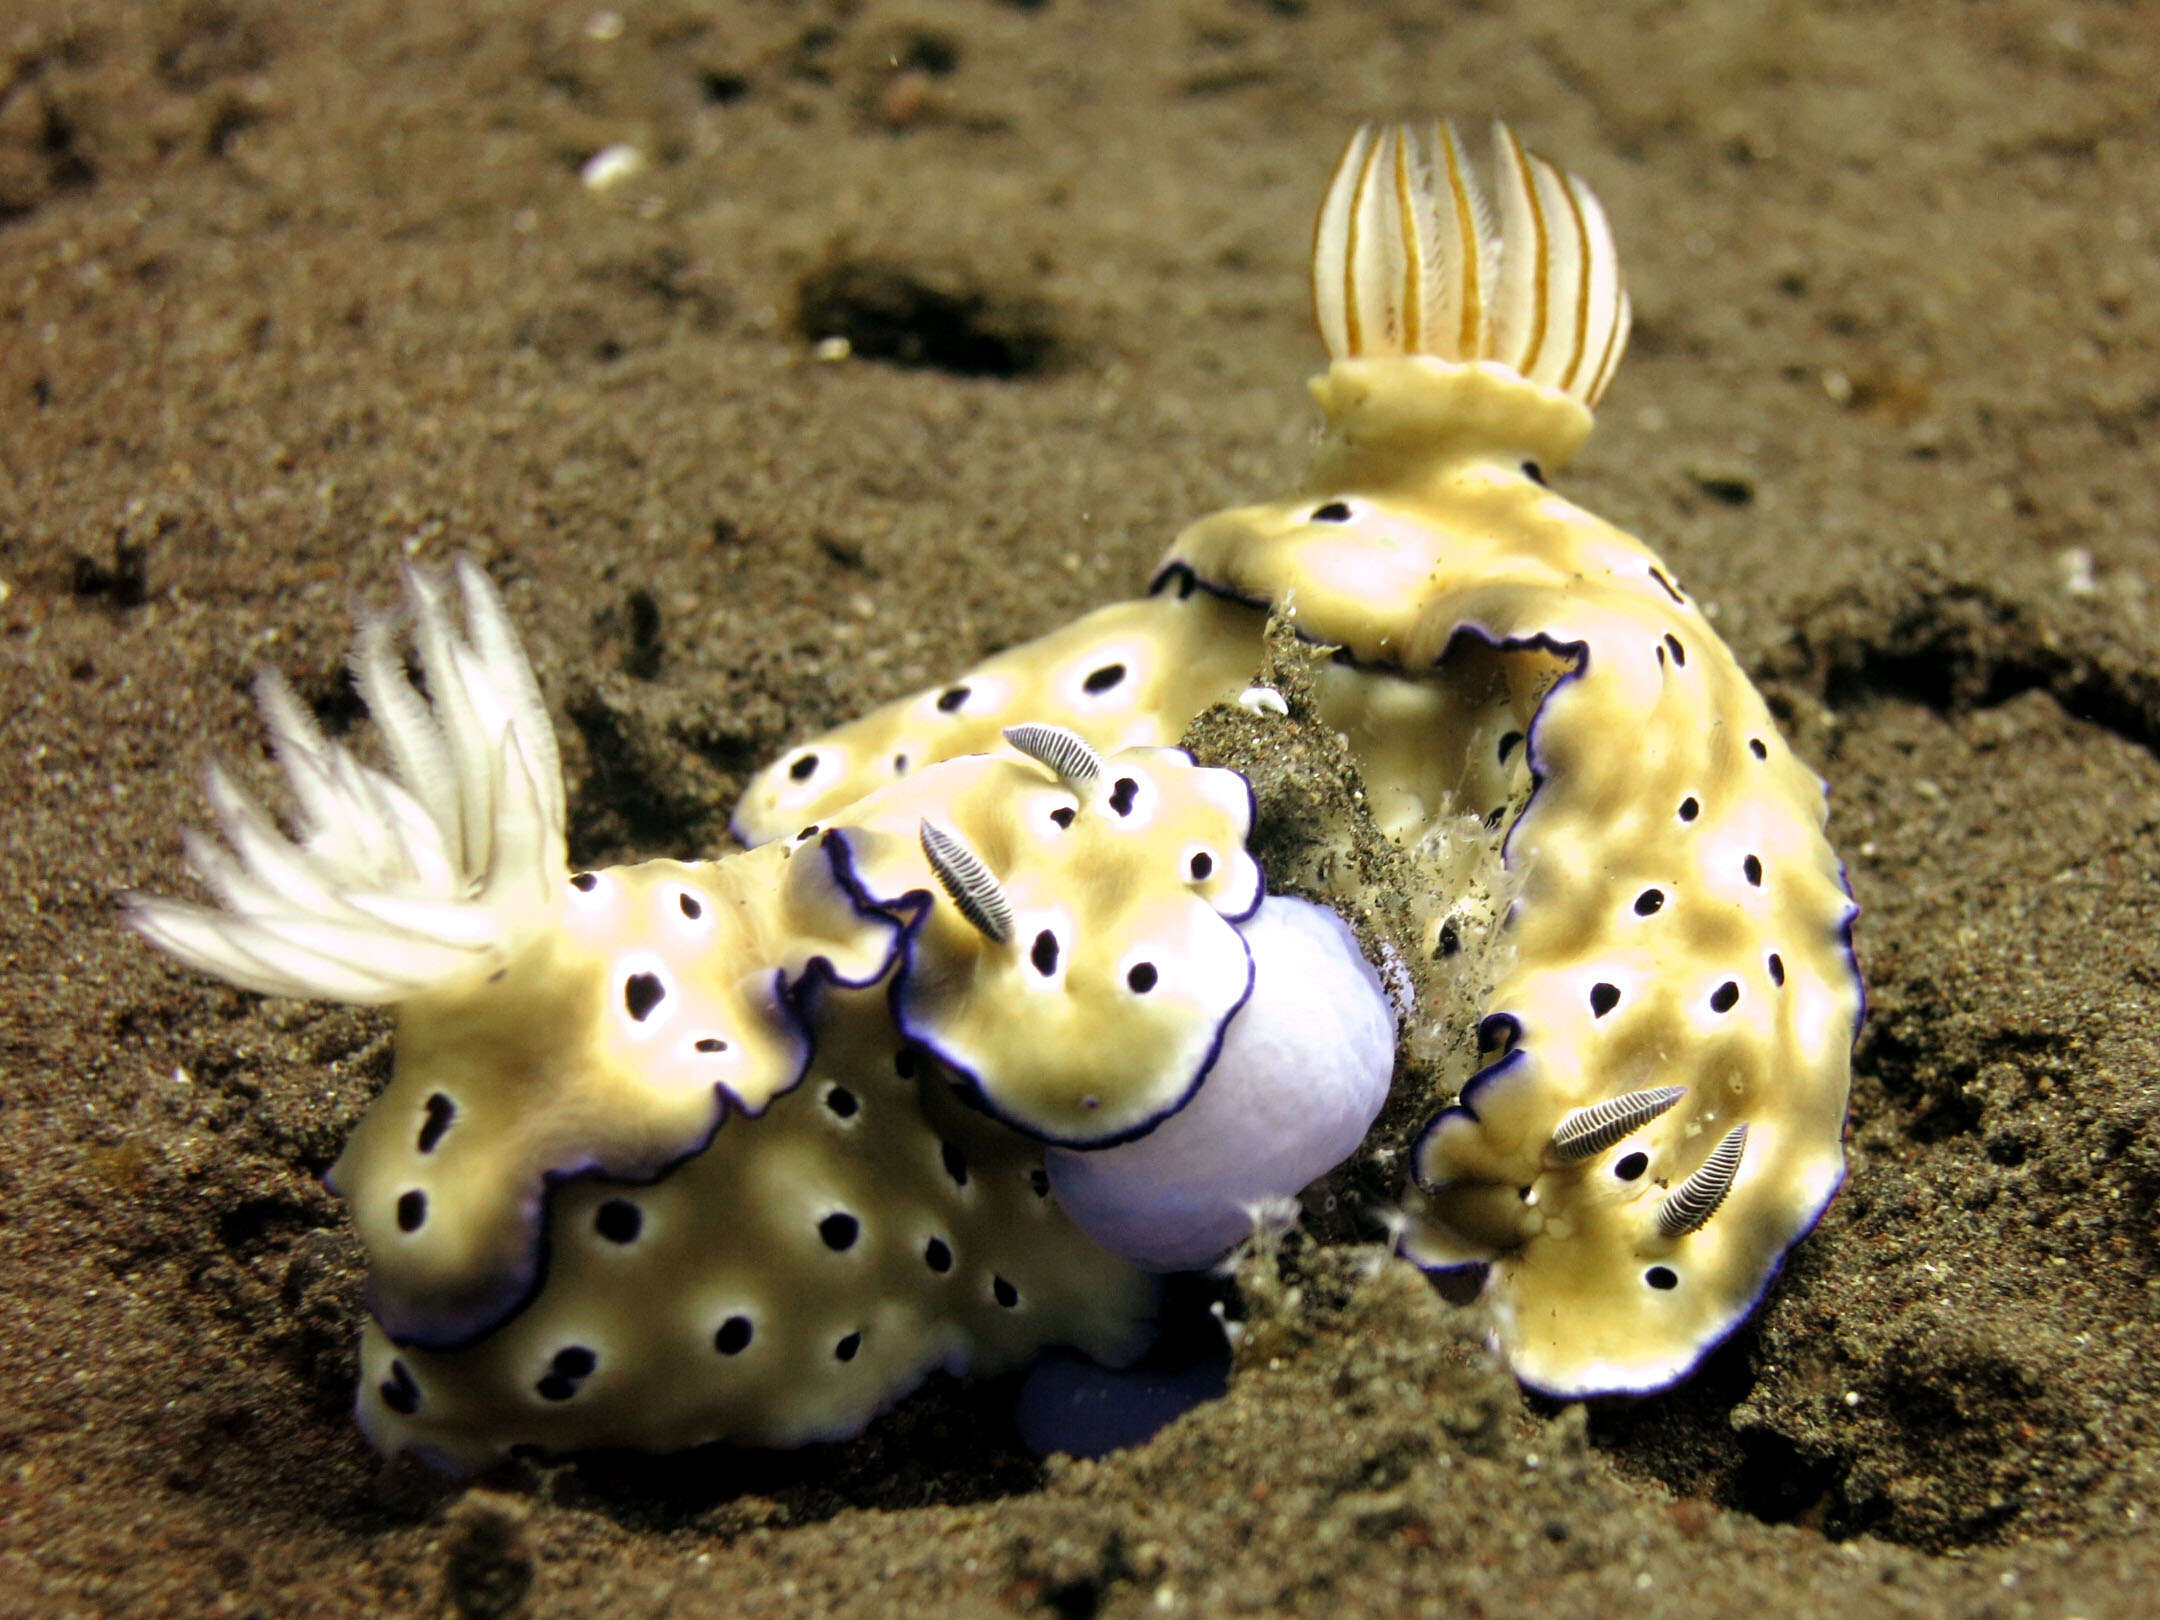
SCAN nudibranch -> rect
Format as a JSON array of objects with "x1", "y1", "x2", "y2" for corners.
[
  {"x1": 740, "y1": 121, "x2": 1862, "y2": 1396},
  {"x1": 128, "y1": 564, "x2": 1394, "y2": 1469}
]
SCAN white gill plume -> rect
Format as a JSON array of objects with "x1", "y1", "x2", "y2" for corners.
[
  {"x1": 1311, "y1": 120, "x2": 1631, "y2": 408},
  {"x1": 125, "y1": 560, "x2": 568, "y2": 1004}
]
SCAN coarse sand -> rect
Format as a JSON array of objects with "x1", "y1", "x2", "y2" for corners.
[{"x1": 5, "y1": 1, "x2": 2160, "y2": 1613}]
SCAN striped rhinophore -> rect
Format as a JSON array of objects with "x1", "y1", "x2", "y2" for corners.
[{"x1": 918, "y1": 817, "x2": 1016, "y2": 943}]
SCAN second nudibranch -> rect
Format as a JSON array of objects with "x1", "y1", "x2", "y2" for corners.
[
  {"x1": 739, "y1": 120, "x2": 1863, "y2": 1396},
  {"x1": 128, "y1": 565, "x2": 1396, "y2": 1470}
]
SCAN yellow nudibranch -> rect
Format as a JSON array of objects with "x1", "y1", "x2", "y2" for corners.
[
  {"x1": 741, "y1": 120, "x2": 1862, "y2": 1397},
  {"x1": 130, "y1": 564, "x2": 1395, "y2": 1469}
]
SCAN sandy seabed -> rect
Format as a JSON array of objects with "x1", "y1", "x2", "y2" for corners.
[{"x1": 6, "y1": 0, "x2": 2160, "y2": 1614}]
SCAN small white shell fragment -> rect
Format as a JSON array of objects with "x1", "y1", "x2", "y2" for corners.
[
  {"x1": 812, "y1": 335, "x2": 853, "y2": 362},
  {"x1": 2057, "y1": 546, "x2": 2098, "y2": 596},
  {"x1": 1238, "y1": 685, "x2": 1289, "y2": 717},
  {"x1": 580, "y1": 143, "x2": 645, "y2": 191}
]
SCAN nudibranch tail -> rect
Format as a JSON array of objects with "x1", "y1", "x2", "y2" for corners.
[
  {"x1": 129, "y1": 564, "x2": 906, "y2": 1349},
  {"x1": 1312, "y1": 119, "x2": 1630, "y2": 410},
  {"x1": 124, "y1": 559, "x2": 568, "y2": 1004}
]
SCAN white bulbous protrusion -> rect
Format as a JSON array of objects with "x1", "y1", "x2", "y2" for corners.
[{"x1": 1044, "y1": 895, "x2": 1397, "y2": 1272}]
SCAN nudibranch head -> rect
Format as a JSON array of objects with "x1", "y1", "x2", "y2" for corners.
[
  {"x1": 1406, "y1": 971, "x2": 1850, "y2": 1399},
  {"x1": 820, "y1": 731, "x2": 1266, "y2": 1147},
  {"x1": 1388, "y1": 570, "x2": 1859, "y2": 1397}
]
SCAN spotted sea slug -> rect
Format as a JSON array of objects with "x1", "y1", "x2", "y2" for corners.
[
  {"x1": 127, "y1": 564, "x2": 1394, "y2": 1469},
  {"x1": 739, "y1": 121, "x2": 1863, "y2": 1397}
]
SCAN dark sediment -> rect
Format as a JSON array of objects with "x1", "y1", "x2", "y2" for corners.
[{"x1": 8, "y1": 0, "x2": 2160, "y2": 1612}]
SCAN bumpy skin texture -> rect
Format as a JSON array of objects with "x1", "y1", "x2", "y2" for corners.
[{"x1": 742, "y1": 125, "x2": 1862, "y2": 1397}]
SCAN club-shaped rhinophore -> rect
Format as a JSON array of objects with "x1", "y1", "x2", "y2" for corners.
[
  {"x1": 1656, "y1": 1123, "x2": 1749, "y2": 1239},
  {"x1": 1002, "y1": 723, "x2": 1105, "y2": 793},
  {"x1": 1547, "y1": 1085, "x2": 1688, "y2": 1163},
  {"x1": 918, "y1": 818, "x2": 1015, "y2": 943}
]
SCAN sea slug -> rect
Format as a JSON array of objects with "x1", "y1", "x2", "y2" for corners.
[
  {"x1": 737, "y1": 121, "x2": 1863, "y2": 1396},
  {"x1": 128, "y1": 565, "x2": 1394, "y2": 1469}
]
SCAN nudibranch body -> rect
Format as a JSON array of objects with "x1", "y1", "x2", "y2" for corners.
[
  {"x1": 130, "y1": 565, "x2": 1394, "y2": 1469},
  {"x1": 741, "y1": 122, "x2": 1862, "y2": 1396}
]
